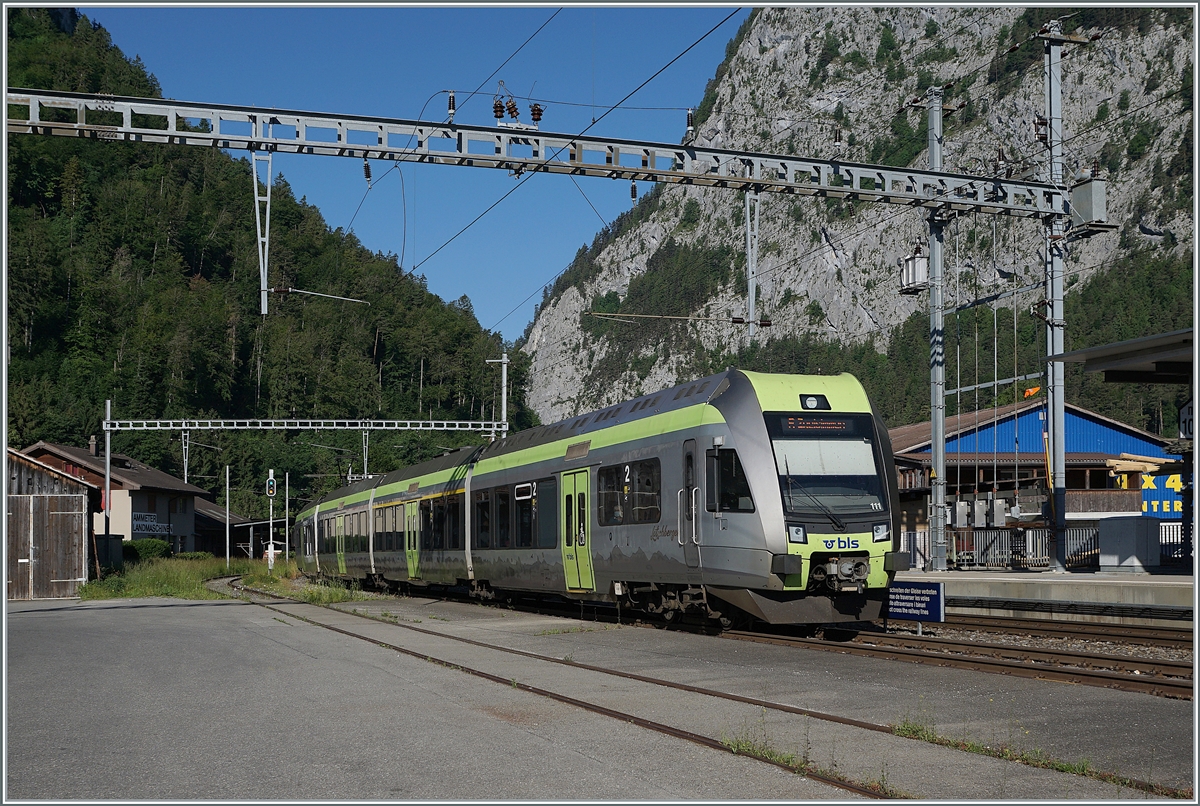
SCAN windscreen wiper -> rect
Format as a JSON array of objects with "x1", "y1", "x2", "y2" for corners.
[{"x1": 784, "y1": 455, "x2": 845, "y2": 531}]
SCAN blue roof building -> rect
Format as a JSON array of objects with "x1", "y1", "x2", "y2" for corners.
[{"x1": 889, "y1": 399, "x2": 1183, "y2": 522}]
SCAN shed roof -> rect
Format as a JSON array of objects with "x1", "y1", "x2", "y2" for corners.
[
  {"x1": 22, "y1": 441, "x2": 209, "y2": 496},
  {"x1": 1053, "y1": 328, "x2": 1193, "y2": 384},
  {"x1": 7, "y1": 448, "x2": 99, "y2": 494},
  {"x1": 194, "y1": 497, "x2": 250, "y2": 526},
  {"x1": 888, "y1": 400, "x2": 1173, "y2": 455}
]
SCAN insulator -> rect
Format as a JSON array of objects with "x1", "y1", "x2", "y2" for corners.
[
  {"x1": 759, "y1": 318, "x2": 772, "y2": 328},
  {"x1": 506, "y1": 98, "x2": 519, "y2": 120},
  {"x1": 493, "y1": 97, "x2": 504, "y2": 119},
  {"x1": 447, "y1": 90, "x2": 456, "y2": 122},
  {"x1": 630, "y1": 180, "x2": 637, "y2": 202},
  {"x1": 834, "y1": 128, "x2": 841, "y2": 143},
  {"x1": 1092, "y1": 157, "x2": 1101, "y2": 177},
  {"x1": 529, "y1": 103, "x2": 543, "y2": 122},
  {"x1": 1007, "y1": 43, "x2": 1021, "y2": 53},
  {"x1": 731, "y1": 316, "x2": 745, "y2": 325},
  {"x1": 686, "y1": 108, "x2": 695, "y2": 135},
  {"x1": 363, "y1": 158, "x2": 372, "y2": 185}
]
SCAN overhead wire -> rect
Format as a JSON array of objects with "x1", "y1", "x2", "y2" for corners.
[
  {"x1": 455, "y1": 8, "x2": 563, "y2": 118},
  {"x1": 408, "y1": 7, "x2": 746, "y2": 327}
]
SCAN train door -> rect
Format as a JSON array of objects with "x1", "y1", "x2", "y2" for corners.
[
  {"x1": 335, "y1": 515, "x2": 347, "y2": 574},
  {"x1": 679, "y1": 439, "x2": 702, "y2": 571},
  {"x1": 560, "y1": 470, "x2": 595, "y2": 592},
  {"x1": 404, "y1": 501, "x2": 420, "y2": 580}
]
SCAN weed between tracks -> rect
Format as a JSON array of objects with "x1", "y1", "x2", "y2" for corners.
[
  {"x1": 722, "y1": 710, "x2": 912, "y2": 798},
  {"x1": 891, "y1": 718, "x2": 1193, "y2": 799}
]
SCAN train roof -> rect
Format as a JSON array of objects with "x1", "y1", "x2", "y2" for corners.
[
  {"x1": 477, "y1": 369, "x2": 735, "y2": 460},
  {"x1": 307, "y1": 445, "x2": 480, "y2": 511},
  {"x1": 299, "y1": 369, "x2": 871, "y2": 514}
]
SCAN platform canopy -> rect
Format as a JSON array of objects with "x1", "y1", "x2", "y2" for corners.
[{"x1": 1053, "y1": 328, "x2": 1193, "y2": 384}]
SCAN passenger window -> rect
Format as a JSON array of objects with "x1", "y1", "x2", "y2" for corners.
[
  {"x1": 537, "y1": 479, "x2": 558, "y2": 548},
  {"x1": 597, "y1": 465, "x2": 624, "y2": 526},
  {"x1": 630, "y1": 460, "x2": 661, "y2": 523},
  {"x1": 565, "y1": 494, "x2": 573, "y2": 547},
  {"x1": 447, "y1": 496, "x2": 462, "y2": 550},
  {"x1": 474, "y1": 491, "x2": 491, "y2": 549},
  {"x1": 597, "y1": 460, "x2": 660, "y2": 524},
  {"x1": 495, "y1": 489, "x2": 511, "y2": 548},
  {"x1": 516, "y1": 496, "x2": 534, "y2": 548},
  {"x1": 706, "y1": 449, "x2": 755, "y2": 513}
]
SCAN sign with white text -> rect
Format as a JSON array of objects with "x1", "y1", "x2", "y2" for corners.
[
  {"x1": 132, "y1": 512, "x2": 171, "y2": 535},
  {"x1": 887, "y1": 581, "x2": 945, "y2": 622}
]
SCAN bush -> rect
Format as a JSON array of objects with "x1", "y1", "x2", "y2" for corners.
[
  {"x1": 174, "y1": 551, "x2": 215, "y2": 560},
  {"x1": 122, "y1": 538, "x2": 171, "y2": 563}
]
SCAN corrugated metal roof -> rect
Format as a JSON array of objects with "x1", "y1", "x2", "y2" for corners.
[{"x1": 889, "y1": 402, "x2": 1175, "y2": 457}]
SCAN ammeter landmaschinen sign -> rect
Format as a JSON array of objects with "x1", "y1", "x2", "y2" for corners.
[{"x1": 887, "y1": 581, "x2": 945, "y2": 622}]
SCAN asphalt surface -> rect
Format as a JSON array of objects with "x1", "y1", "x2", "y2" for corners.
[{"x1": 7, "y1": 588, "x2": 1194, "y2": 800}]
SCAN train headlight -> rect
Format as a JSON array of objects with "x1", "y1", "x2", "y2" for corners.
[
  {"x1": 872, "y1": 523, "x2": 890, "y2": 543},
  {"x1": 788, "y1": 525, "x2": 807, "y2": 544}
]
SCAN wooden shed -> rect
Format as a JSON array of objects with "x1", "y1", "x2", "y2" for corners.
[{"x1": 7, "y1": 449, "x2": 98, "y2": 599}]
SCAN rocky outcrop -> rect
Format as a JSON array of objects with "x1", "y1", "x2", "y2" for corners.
[{"x1": 524, "y1": 7, "x2": 1193, "y2": 422}]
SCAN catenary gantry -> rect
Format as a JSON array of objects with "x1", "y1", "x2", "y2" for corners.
[{"x1": 8, "y1": 88, "x2": 1059, "y2": 219}]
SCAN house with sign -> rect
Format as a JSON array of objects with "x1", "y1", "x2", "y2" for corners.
[{"x1": 22, "y1": 440, "x2": 209, "y2": 553}]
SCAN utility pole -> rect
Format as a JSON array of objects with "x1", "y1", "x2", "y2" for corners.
[
  {"x1": 104, "y1": 399, "x2": 111, "y2": 541},
  {"x1": 486, "y1": 353, "x2": 510, "y2": 440},
  {"x1": 925, "y1": 87, "x2": 949, "y2": 572},
  {"x1": 182, "y1": 430, "x2": 189, "y2": 484},
  {"x1": 225, "y1": 464, "x2": 230, "y2": 569},
  {"x1": 1041, "y1": 20, "x2": 1071, "y2": 573},
  {"x1": 744, "y1": 190, "x2": 760, "y2": 341}
]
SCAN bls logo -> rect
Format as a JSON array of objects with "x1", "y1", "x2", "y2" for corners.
[{"x1": 822, "y1": 537, "x2": 860, "y2": 550}]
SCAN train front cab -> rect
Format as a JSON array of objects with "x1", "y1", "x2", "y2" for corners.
[{"x1": 704, "y1": 371, "x2": 906, "y2": 625}]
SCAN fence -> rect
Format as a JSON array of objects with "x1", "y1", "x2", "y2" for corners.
[{"x1": 899, "y1": 522, "x2": 1188, "y2": 571}]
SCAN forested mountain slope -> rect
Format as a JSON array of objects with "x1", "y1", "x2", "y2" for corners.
[
  {"x1": 522, "y1": 7, "x2": 1193, "y2": 435},
  {"x1": 7, "y1": 9, "x2": 536, "y2": 516}
]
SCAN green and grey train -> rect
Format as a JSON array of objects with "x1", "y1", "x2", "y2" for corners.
[{"x1": 295, "y1": 369, "x2": 908, "y2": 626}]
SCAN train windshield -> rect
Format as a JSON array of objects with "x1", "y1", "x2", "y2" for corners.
[{"x1": 765, "y1": 412, "x2": 887, "y2": 517}]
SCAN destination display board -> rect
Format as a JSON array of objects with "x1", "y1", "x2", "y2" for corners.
[{"x1": 887, "y1": 581, "x2": 945, "y2": 622}]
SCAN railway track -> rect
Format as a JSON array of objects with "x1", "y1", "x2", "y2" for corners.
[
  {"x1": 213, "y1": 577, "x2": 1192, "y2": 799},
  {"x1": 940, "y1": 614, "x2": 1194, "y2": 647},
  {"x1": 219, "y1": 578, "x2": 893, "y2": 799},
  {"x1": 723, "y1": 630, "x2": 1193, "y2": 700}
]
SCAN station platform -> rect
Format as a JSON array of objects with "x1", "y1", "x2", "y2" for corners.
[{"x1": 894, "y1": 569, "x2": 1195, "y2": 626}]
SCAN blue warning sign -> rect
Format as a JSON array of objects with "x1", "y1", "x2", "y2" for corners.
[{"x1": 887, "y1": 581, "x2": 945, "y2": 622}]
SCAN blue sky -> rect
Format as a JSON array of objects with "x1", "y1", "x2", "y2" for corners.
[{"x1": 78, "y1": 6, "x2": 751, "y2": 341}]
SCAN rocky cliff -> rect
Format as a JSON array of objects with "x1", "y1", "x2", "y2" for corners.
[{"x1": 522, "y1": 7, "x2": 1193, "y2": 423}]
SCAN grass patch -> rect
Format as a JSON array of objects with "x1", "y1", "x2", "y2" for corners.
[
  {"x1": 722, "y1": 712, "x2": 914, "y2": 798},
  {"x1": 892, "y1": 719, "x2": 1192, "y2": 798},
  {"x1": 79, "y1": 557, "x2": 261, "y2": 601},
  {"x1": 721, "y1": 733, "x2": 911, "y2": 798}
]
